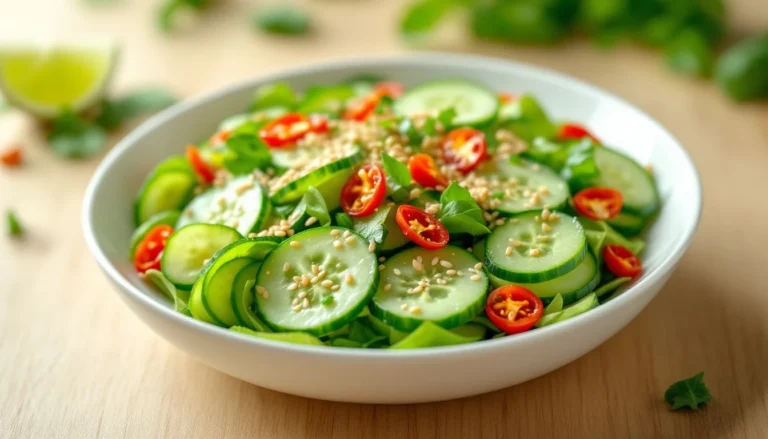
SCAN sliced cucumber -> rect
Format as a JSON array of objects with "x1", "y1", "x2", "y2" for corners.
[
  {"x1": 218, "y1": 107, "x2": 287, "y2": 131},
  {"x1": 485, "y1": 211, "x2": 586, "y2": 283},
  {"x1": 161, "y1": 224, "x2": 242, "y2": 289},
  {"x1": 269, "y1": 146, "x2": 363, "y2": 205},
  {"x1": 271, "y1": 145, "x2": 322, "y2": 170},
  {"x1": 394, "y1": 79, "x2": 499, "y2": 127},
  {"x1": 176, "y1": 175, "x2": 270, "y2": 236},
  {"x1": 230, "y1": 263, "x2": 269, "y2": 330},
  {"x1": 371, "y1": 246, "x2": 488, "y2": 332},
  {"x1": 202, "y1": 257, "x2": 252, "y2": 327},
  {"x1": 591, "y1": 147, "x2": 659, "y2": 217},
  {"x1": 478, "y1": 159, "x2": 569, "y2": 215},
  {"x1": 254, "y1": 227, "x2": 379, "y2": 336},
  {"x1": 129, "y1": 210, "x2": 180, "y2": 258},
  {"x1": 188, "y1": 277, "x2": 218, "y2": 324},
  {"x1": 380, "y1": 205, "x2": 410, "y2": 254},
  {"x1": 607, "y1": 212, "x2": 645, "y2": 237},
  {"x1": 488, "y1": 252, "x2": 600, "y2": 305},
  {"x1": 535, "y1": 292, "x2": 598, "y2": 328},
  {"x1": 134, "y1": 167, "x2": 197, "y2": 226}
]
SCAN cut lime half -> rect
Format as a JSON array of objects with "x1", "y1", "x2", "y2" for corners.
[{"x1": 0, "y1": 42, "x2": 118, "y2": 118}]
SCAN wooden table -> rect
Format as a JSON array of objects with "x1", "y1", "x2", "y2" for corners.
[{"x1": 2, "y1": 0, "x2": 767, "y2": 437}]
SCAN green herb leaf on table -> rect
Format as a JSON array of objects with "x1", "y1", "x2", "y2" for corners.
[
  {"x1": 6, "y1": 209, "x2": 23, "y2": 237},
  {"x1": 437, "y1": 182, "x2": 490, "y2": 236},
  {"x1": 96, "y1": 88, "x2": 178, "y2": 130},
  {"x1": 48, "y1": 110, "x2": 107, "y2": 158},
  {"x1": 253, "y1": 6, "x2": 311, "y2": 36},
  {"x1": 664, "y1": 30, "x2": 715, "y2": 77},
  {"x1": 250, "y1": 82, "x2": 298, "y2": 111},
  {"x1": 715, "y1": 33, "x2": 768, "y2": 101},
  {"x1": 302, "y1": 187, "x2": 331, "y2": 227},
  {"x1": 400, "y1": 0, "x2": 460, "y2": 41},
  {"x1": 352, "y1": 207, "x2": 391, "y2": 245},
  {"x1": 157, "y1": 0, "x2": 210, "y2": 32},
  {"x1": 664, "y1": 372, "x2": 712, "y2": 411}
]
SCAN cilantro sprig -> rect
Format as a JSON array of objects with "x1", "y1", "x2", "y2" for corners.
[{"x1": 664, "y1": 372, "x2": 712, "y2": 411}]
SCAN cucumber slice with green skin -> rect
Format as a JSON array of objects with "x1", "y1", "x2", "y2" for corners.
[
  {"x1": 161, "y1": 224, "x2": 242, "y2": 289},
  {"x1": 485, "y1": 211, "x2": 586, "y2": 283},
  {"x1": 607, "y1": 212, "x2": 645, "y2": 237},
  {"x1": 371, "y1": 246, "x2": 488, "y2": 332},
  {"x1": 380, "y1": 205, "x2": 410, "y2": 254},
  {"x1": 218, "y1": 107, "x2": 287, "y2": 131},
  {"x1": 254, "y1": 227, "x2": 379, "y2": 336},
  {"x1": 202, "y1": 257, "x2": 253, "y2": 327},
  {"x1": 269, "y1": 147, "x2": 363, "y2": 205},
  {"x1": 477, "y1": 159, "x2": 569, "y2": 215},
  {"x1": 487, "y1": 252, "x2": 600, "y2": 305},
  {"x1": 394, "y1": 79, "x2": 499, "y2": 127},
  {"x1": 189, "y1": 277, "x2": 218, "y2": 324},
  {"x1": 176, "y1": 175, "x2": 270, "y2": 236},
  {"x1": 591, "y1": 147, "x2": 659, "y2": 217},
  {"x1": 535, "y1": 292, "x2": 598, "y2": 328},
  {"x1": 134, "y1": 169, "x2": 197, "y2": 226},
  {"x1": 390, "y1": 322, "x2": 486, "y2": 349},
  {"x1": 271, "y1": 145, "x2": 323, "y2": 170},
  {"x1": 129, "y1": 210, "x2": 181, "y2": 258},
  {"x1": 231, "y1": 262, "x2": 263, "y2": 328}
]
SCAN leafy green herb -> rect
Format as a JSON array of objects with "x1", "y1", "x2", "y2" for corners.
[
  {"x1": 437, "y1": 182, "x2": 490, "y2": 236},
  {"x1": 397, "y1": 117, "x2": 424, "y2": 146},
  {"x1": 96, "y1": 88, "x2": 177, "y2": 130},
  {"x1": 498, "y1": 95, "x2": 557, "y2": 141},
  {"x1": 302, "y1": 187, "x2": 331, "y2": 227},
  {"x1": 716, "y1": 33, "x2": 768, "y2": 101},
  {"x1": 664, "y1": 29, "x2": 715, "y2": 77},
  {"x1": 6, "y1": 209, "x2": 23, "y2": 237},
  {"x1": 250, "y1": 82, "x2": 298, "y2": 112},
  {"x1": 253, "y1": 6, "x2": 311, "y2": 36},
  {"x1": 400, "y1": 0, "x2": 462, "y2": 41},
  {"x1": 158, "y1": 0, "x2": 210, "y2": 32},
  {"x1": 298, "y1": 84, "x2": 355, "y2": 115},
  {"x1": 470, "y1": 0, "x2": 574, "y2": 44},
  {"x1": 664, "y1": 372, "x2": 712, "y2": 411},
  {"x1": 48, "y1": 110, "x2": 107, "y2": 158},
  {"x1": 352, "y1": 207, "x2": 391, "y2": 245},
  {"x1": 381, "y1": 151, "x2": 413, "y2": 201},
  {"x1": 375, "y1": 95, "x2": 395, "y2": 114},
  {"x1": 220, "y1": 134, "x2": 272, "y2": 175},
  {"x1": 436, "y1": 107, "x2": 457, "y2": 128},
  {"x1": 560, "y1": 139, "x2": 599, "y2": 190},
  {"x1": 334, "y1": 212, "x2": 354, "y2": 229}
]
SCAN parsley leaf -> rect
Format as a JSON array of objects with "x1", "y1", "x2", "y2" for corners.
[
  {"x1": 48, "y1": 110, "x2": 107, "y2": 158},
  {"x1": 381, "y1": 151, "x2": 413, "y2": 202},
  {"x1": 302, "y1": 187, "x2": 331, "y2": 227},
  {"x1": 253, "y1": 6, "x2": 311, "y2": 36},
  {"x1": 96, "y1": 88, "x2": 177, "y2": 130},
  {"x1": 6, "y1": 209, "x2": 23, "y2": 237},
  {"x1": 352, "y1": 207, "x2": 391, "y2": 245},
  {"x1": 437, "y1": 182, "x2": 490, "y2": 236},
  {"x1": 334, "y1": 212, "x2": 354, "y2": 229},
  {"x1": 220, "y1": 134, "x2": 272, "y2": 175},
  {"x1": 664, "y1": 372, "x2": 712, "y2": 411}
]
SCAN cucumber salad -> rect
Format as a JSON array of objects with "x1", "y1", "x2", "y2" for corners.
[{"x1": 130, "y1": 77, "x2": 659, "y2": 349}]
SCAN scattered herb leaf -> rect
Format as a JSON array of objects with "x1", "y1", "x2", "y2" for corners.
[
  {"x1": 400, "y1": 0, "x2": 460, "y2": 41},
  {"x1": 6, "y1": 209, "x2": 23, "y2": 237},
  {"x1": 158, "y1": 0, "x2": 210, "y2": 32},
  {"x1": 253, "y1": 5, "x2": 311, "y2": 36},
  {"x1": 352, "y1": 206, "x2": 391, "y2": 245},
  {"x1": 381, "y1": 151, "x2": 413, "y2": 202},
  {"x1": 48, "y1": 110, "x2": 107, "y2": 158},
  {"x1": 334, "y1": 212, "x2": 354, "y2": 229},
  {"x1": 249, "y1": 82, "x2": 298, "y2": 111},
  {"x1": 664, "y1": 372, "x2": 712, "y2": 411},
  {"x1": 437, "y1": 182, "x2": 490, "y2": 236},
  {"x1": 220, "y1": 134, "x2": 272, "y2": 174},
  {"x1": 96, "y1": 88, "x2": 177, "y2": 130}
]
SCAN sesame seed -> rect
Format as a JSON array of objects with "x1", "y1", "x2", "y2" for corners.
[
  {"x1": 318, "y1": 270, "x2": 327, "y2": 279},
  {"x1": 256, "y1": 285, "x2": 267, "y2": 295},
  {"x1": 411, "y1": 286, "x2": 423, "y2": 294},
  {"x1": 385, "y1": 283, "x2": 392, "y2": 291},
  {"x1": 505, "y1": 247, "x2": 513, "y2": 256},
  {"x1": 298, "y1": 291, "x2": 308, "y2": 299},
  {"x1": 344, "y1": 236, "x2": 356, "y2": 245},
  {"x1": 302, "y1": 298, "x2": 310, "y2": 309},
  {"x1": 446, "y1": 269, "x2": 457, "y2": 276},
  {"x1": 470, "y1": 275, "x2": 482, "y2": 281},
  {"x1": 292, "y1": 305, "x2": 302, "y2": 312},
  {"x1": 304, "y1": 217, "x2": 318, "y2": 227},
  {"x1": 333, "y1": 240, "x2": 344, "y2": 249},
  {"x1": 432, "y1": 257, "x2": 439, "y2": 266},
  {"x1": 287, "y1": 283, "x2": 298, "y2": 291},
  {"x1": 235, "y1": 181, "x2": 254, "y2": 195},
  {"x1": 368, "y1": 241, "x2": 376, "y2": 252},
  {"x1": 474, "y1": 262, "x2": 483, "y2": 270},
  {"x1": 302, "y1": 276, "x2": 310, "y2": 287},
  {"x1": 345, "y1": 273, "x2": 355, "y2": 285},
  {"x1": 412, "y1": 259, "x2": 424, "y2": 272},
  {"x1": 292, "y1": 298, "x2": 300, "y2": 306},
  {"x1": 435, "y1": 185, "x2": 446, "y2": 191},
  {"x1": 401, "y1": 303, "x2": 409, "y2": 311},
  {"x1": 273, "y1": 230, "x2": 286, "y2": 237},
  {"x1": 288, "y1": 229, "x2": 295, "y2": 237},
  {"x1": 379, "y1": 264, "x2": 386, "y2": 271},
  {"x1": 541, "y1": 209, "x2": 551, "y2": 220},
  {"x1": 248, "y1": 233, "x2": 258, "y2": 238},
  {"x1": 290, "y1": 241, "x2": 301, "y2": 249},
  {"x1": 293, "y1": 276, "x2": 301, "y2": 283},
  {"x1": 495, "y1": 219, "x2": 506, "y2": 226},
  {"x1": 549, "y1": 213, "x2": 560, "y2": 221},
  {"x1": 378, "y1": 256, "x2": 386, "y2": 262},
  {"x1": 542, "y1": 223, "x2": 552, "y2": 233},
  {"x1": 310, "y1": 276, "x2": 319, "y2": 284},
  {"x1": 394, "y1": 268, "x2": 402, "y2": 276},
  {"x1": 438, "y1": 279, "x2": 447, "y2": 285},
  {"x1": 331, "y1": 285, "x2": 340, "y2": 291},
  {"x1": 438, "y1": 260, "x2": 452, "y2": 269},
  {"x1": 457, "y1": 271, "x2": 464, "y2": 276},
  {"x1": 409, "y1": 306, "x2": 422, "y2": 315},
  {"x1": 409, "y1": 188, "x2": 422, "y2": 200},
  {"x1": 321, "y1": 280, "x2": 334, "y2": 288},
  {"x1": 330, "y1": 229, "x2": 341, "y2": 237},
  {"x1": 283, "y1": 263, "x2": 291, "y2": 272},
  {"x1": 529, "y1": 248, "x2": 541, "y2": 257},
  {"x1": 343, "y1": 230, "x2": 351, "y2": 238}
]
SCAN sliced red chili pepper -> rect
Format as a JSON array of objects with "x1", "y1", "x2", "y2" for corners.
[
  {"x1": 186, "y1": 145, "x2": 217, "y2": 184},
  {"x1": 259, "y1": 113, "x2": 329, "y2": 147},
  {"x1": 134, "y1": 225, "x2": 174, "y2": 273},
  {"x1": 343, "y1": 93, "x2": 381, "y2": 121},
  {"x1": 573, "y1": 187, "x2": 623, "y2": 220},
  {"x1": 1, "y1": 147, "x2": 22, "y2": 167},
  {"x1": 395, "y1": 205, "x2": 449, "y2": 250},
  {"x1": 441, "y1": 127, "x2": 487, "y2": 174},
  {"x1": 498, "y1": 92, "x2": 517, "y2": 104},
  {"x1": 408, "y1": 153, "x2": 449, "y2": 189},
  {"x1": 558, "y1": 123, "x2": 601, "y2": 144},
  {"x1": 485, "y1": 285, "x2": 544, "y2": 334},
  {"x1": 209, "y1": 129, "x2": 231, "y2": 146},
  {"x1": 373, "y1": 81, "x2": 405, "y2": 98},
  {"x1": 340, "y1": 164, "x2": 387, "y2": 217},
  {"x1": 603, "y1": 245, "x2": 642, "y2": 278}
]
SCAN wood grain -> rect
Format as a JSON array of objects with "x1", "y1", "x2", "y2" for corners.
[{"x1": 1, "y1": 0, "x2": 767, "y2": 437}]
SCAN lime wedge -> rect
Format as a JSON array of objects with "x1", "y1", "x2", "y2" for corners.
[{"x1": 0, "y1": 42, "x2": 118, "y2": 118}]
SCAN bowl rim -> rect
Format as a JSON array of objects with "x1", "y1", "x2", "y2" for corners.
[{"x1": 82, "y1": 51, "x2": 702, "y2": 358}]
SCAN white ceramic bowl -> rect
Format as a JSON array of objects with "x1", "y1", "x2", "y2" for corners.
[{"x1": 83, "y1": 53, "x2": 701, "y2": 404}]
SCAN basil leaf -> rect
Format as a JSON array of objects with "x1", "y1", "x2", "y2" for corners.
[
  {"x1": 437, "y1": 182, "x2": 489, "y2": 236},
  {"x1": 398, "y1": 117, "x2": 424, "y2": 146},
  {"x1": 664, "y1": 29, "x2": 715, "y2": 77},
  {"x1": 381, "y1": 151, "x2": 413, "y2": 201},
  {"x1": 48, "y1": 110, "x2": 107, "y2": 158},
  {"x1": 157, "y1": 0, "x2": 209, "y2": 31},
  {"x1": 250, "y1": 82, "x2": 298, "y2": 111},
  {"x1": 302, "y1": 187, "x2": 331, "y2": 227},
  {"x1": 560, "y1": 139, "x2": 600, "y2": 190},
  {"x1": 96, "y1": 88, "x2": 177, "y2": 129},
  {"x1": 352, "y1": 207, "x2": 391, "y2": 245},
  {"x1": 253, "y1": 6, "x2": 311, "y2": 35},
  {"x1": 400, "y1": 0, "x2": 460, "y2": 40},
  {"x1": 298, "y1": 84, "x2": 355, "y2": 115},
  {"x1": 221, "y1": 134, "x2": 271, "y2": 174}
]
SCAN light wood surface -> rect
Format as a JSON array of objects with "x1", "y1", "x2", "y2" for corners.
[{"x1": 2, "y1": 1, "x2": 767, "y2": 438}]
